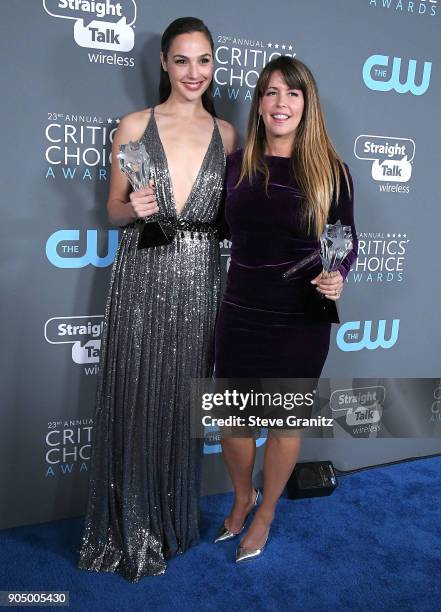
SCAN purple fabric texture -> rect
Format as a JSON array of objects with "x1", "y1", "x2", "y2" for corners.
[{"x1": 214, "y1": 149, "x2": 358, "y2": 378}]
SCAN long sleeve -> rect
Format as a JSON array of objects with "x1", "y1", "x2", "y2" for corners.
[{"x1": 327, "y1": 163, "x2": 358, "y2": 280}]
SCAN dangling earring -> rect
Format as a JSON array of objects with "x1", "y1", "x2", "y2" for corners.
[{"x1": 256, "y1": 114, "x2": 261, "y2": 132}]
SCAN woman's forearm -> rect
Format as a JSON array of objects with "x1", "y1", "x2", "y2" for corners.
[{"x1": 107, "y1": 198, "x2": 135, "y2": 227}]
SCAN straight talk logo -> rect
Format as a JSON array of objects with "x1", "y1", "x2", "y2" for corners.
[
  {"x1": 330, "y1": 386, "x2": 384, "y2": 434},
  {"x1": 43, "y1": 0, "x2": 137, "y2": 66},
  {"x1": 44, "y1": 315, "x2": 104, "y2": 374},
  {"x1": 354, "y1": 135, "x2": 415, "y2": 194}
]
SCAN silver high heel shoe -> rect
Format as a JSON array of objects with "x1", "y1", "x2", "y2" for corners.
[
  {"x1": 235, "y1": 528, "x2": 270, "y2": 563},
  {"x1": 214, "y1": 488, "x2": 261, "y2": 543}
]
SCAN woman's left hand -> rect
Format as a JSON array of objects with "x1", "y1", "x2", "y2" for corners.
[{"x1": 311, "y1": 270, "x2": 344, "y2": 300}]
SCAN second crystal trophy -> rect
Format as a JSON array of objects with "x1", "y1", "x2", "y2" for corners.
[
  {"x1": 282, "y1": 220, "x2": 353, "y2": 323},
  {"x1": 117, "y1": 140, "x2": 174, "y2": 249}
]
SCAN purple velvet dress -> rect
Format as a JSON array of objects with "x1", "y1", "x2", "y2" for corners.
[{"x1": 214, "y1": 149, "x2": 358, "y2": 378}]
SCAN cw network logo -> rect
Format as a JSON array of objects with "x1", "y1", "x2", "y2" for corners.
[
  {"x1": 363, "y1": 55, "x2": 432, "y2": 95},
  {"x1": 46, "y1": 229, "x2": 119, "y2": 268},
  {"x1": 204, "y1": 427, "x2": 266, "y2": 455},
  {"x1": 336, "y1": 319, "x2": 400, "y2": 352}
]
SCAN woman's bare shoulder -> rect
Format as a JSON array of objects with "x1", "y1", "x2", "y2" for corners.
[
  {"x1": 216, "y1": 118, "x2": 237, "y2": 155},
  {"x1": 117, "y1": 108, "x2": 152, "y2": 140}
]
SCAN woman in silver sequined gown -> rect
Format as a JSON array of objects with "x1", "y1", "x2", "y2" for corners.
[{"x1": 77, "y1": 18, "x2": 234, "y2": 582}]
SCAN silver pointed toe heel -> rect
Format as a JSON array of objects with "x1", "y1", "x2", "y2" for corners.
[
  {"x1": 214, "y1": 488, "x2": 261, "y2": 543},
  {"x1": 235, "y1": 531, "x2": 269, "y2": 563}
]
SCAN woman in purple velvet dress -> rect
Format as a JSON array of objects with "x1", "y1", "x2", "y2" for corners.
[{"x1": 214, "y1": 56, "x2": 358, "y2": 562}]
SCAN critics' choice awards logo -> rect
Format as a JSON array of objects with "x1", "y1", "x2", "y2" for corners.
[
  {"x1": 45, "y1": 113, "x2": 118, "y2": 182},
  {"x1": 45, "y1": 418, "x2": 93, "y2": 476},
  {"x1": 363, "y1": 54, "x2": 432, "y2": 95},
  {"x1": 214, "y1": 34, "x2": 296, "y2": 101},
  {"x1": 46, "y1": 229, "x2": 119, "y2": 267},
  {"x1": 43, "y1": 0, "x2": 136, "y2": 66},
  {"x1": 330, "y1": 385, "x2": 385, "y2": 435},
  {"x1": 348, "y1": 232, "x2": 410, "y2": 284},
  {"x1": 429, "y1": 383, "x2": 441, "y2": 423},
  {"x1": 336, "y1": 320, "x2": 400, "y2": 352},
  {"x1": 368, "y1": 0, "x2": 438, "y2": 18},
  {"x1": 45, "y1": 316, "x2": 104, "y2": 375},
  {"x1": 354, "y1": 135, "x2": 414, "y2": 194}
]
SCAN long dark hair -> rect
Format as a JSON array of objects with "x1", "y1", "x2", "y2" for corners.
[
  {"x1": 159, "y1": 17, "x2": 217, "y2": 116},
  {"x1": 239, "y1": 55, "x2": 349, "y2": 238}
]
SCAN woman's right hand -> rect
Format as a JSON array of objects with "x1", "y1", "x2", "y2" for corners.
[{"x1": 127, "y1": 179, "x2": 159, "y2": 219}]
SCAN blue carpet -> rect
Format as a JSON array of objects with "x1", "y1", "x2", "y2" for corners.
[{"x1": 1, "y1": 456, "x2": 440, "y2": 612}]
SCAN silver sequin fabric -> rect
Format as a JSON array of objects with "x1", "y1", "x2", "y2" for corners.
[{"x1": 77, "y1": 109, "x2": 225, "y2": 582}]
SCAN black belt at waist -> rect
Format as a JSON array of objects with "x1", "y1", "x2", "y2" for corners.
[{"x1": 134, "y1": 216, "x2": 219, "y2": 249}]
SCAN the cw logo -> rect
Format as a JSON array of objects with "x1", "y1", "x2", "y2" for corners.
[
  {"x1": 337, "y1": 320, "x2": 400, "y2": 352},
  {"x1": 204, "y1": 429, "x2": 267, "y2": 454},
  {"x1": 46, "y1": 229, "x2": 119, "y2": 268},
  {"x1": 363, "y1": 55, "x2": 432, "y2": 96}
]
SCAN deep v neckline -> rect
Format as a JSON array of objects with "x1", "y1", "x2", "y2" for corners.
[{"x1": 151, "y1": 108, "x2": 216, "y2": 218}]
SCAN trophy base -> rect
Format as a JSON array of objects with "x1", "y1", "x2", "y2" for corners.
[
  {"x1": 304, "y1": 287, "x2": 340, "y2": 324},
  {"x1": 137, "y1": 221, "x2": 175, "y2": 249}
]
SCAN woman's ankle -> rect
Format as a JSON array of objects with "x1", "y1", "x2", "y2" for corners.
[
  {"x1": 253, "y1": 506, "x2": 275, "y2": 525},
  {"x1": 234, "y1": 487, "x2": 256, "y2": 507}
]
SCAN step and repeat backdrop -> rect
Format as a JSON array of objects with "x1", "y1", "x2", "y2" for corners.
[{"x1": 1, "y1": 0, "x2": 440, "y2": 528}]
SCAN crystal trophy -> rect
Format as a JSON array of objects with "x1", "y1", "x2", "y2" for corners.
[
  {"x1": 282, "y1": 220, "x2": 353, "y2": 323},
  {"x1": 117, "y1": 141, "x2": 174, "y2": 249},
  {"x1": 117, "y1": 140, "x2": 151, "y2": 194}
]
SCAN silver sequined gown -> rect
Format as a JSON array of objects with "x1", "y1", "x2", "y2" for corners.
[{"x1": 78, "y1": 109, "x2": 225, "y2": 582}]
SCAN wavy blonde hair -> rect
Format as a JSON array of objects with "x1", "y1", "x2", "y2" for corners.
[{"x1": 238, "y1": 55, "x2": 350, "y2": 238}]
